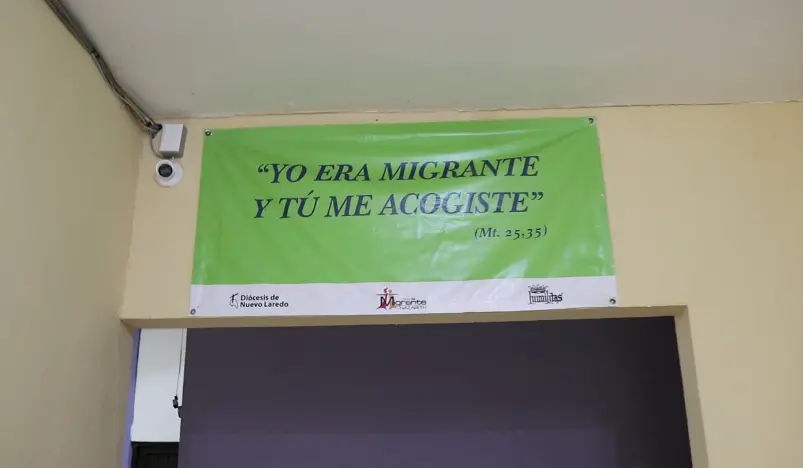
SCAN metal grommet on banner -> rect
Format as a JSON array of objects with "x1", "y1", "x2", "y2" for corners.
[
  {"x1": 588, "y1": 117, "x2": 596, "y2": 126},
  {"x1": 190, "y1": 308, "x2": 197, "y2": 315},
  {"x1": 204, "y1": 130, "x2": 212, "y2": 136},
  {"x1": 609, "y1": 298, "x2": 616, "y2": 305}
]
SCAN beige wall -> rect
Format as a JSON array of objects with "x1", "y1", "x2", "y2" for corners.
[
  {"x1": 0, "y1": 2, "x2": 141, "y2": 467},
  {"x1": 122, "y1": 102, "x2": 802, "y2": 467}
]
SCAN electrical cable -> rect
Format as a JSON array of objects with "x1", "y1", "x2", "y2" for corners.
[
  {"x1": 172, "y1": 328, "x2": 186, "y2": 417},
  {"x1": 43, "y1": 0, "x2": 162, "y2": 137},
  {"x1": 175, "y1": 328, "x2": 186, "y2": 397},
  {"x1": 149, "y1": 128, "x2": 164, "y2": 160}
]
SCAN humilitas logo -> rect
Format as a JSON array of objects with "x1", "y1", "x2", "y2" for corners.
[
  {"x1": 376, "y1": 288, "x2": 427, "y2": 311},
  {"x1": 528, "y1": 285, "x2": 564, "y2": 305}
]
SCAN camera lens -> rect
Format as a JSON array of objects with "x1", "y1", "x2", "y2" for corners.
[{"x1": 157, "y1": 163, "x2": 174, "y2": 178}]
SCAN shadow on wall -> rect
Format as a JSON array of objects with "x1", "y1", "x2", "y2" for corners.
[{"x1": 179, "y1": 317, "x2": 692, "y2": 468}]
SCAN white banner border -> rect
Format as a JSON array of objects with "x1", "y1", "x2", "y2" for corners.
[{"x1": 190, "y1": 276, "x2": 617, "y2": 318}]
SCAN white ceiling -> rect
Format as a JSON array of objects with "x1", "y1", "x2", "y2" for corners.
[{"x1": 64, "y1": 0, "x2": 801, "y2": 118}]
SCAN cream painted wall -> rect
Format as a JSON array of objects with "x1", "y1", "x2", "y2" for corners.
[
  {"x1": 122, "y1": 102, "x2": 802, "y2": 467},
  {"x1": 0, "y1": 2, "x2": 142, "y2": 467}
]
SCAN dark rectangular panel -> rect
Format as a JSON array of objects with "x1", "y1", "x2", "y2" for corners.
[{"x1": 179, "y1": 318, "x2": 691, "y2": 468}]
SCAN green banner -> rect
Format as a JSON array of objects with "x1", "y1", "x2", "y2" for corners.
[{"x1": 190, "y1": 117, "x2": 616, "y2": 317}]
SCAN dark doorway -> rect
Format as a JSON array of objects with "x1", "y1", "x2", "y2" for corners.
[
  {"x1": 130, "y1": 442, "x2": 179, "y2": 468},
  {"x1": 179, "y1": 317, "x2": 692, "y2": 468}
]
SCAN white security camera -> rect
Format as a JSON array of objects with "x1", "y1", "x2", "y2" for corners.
[{"x1": 155, "y1": 159, "x2": 183, "y2": 187}]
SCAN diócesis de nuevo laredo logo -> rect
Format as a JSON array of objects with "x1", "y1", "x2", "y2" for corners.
[
  {"x1": 229, "y1": 293, "x2": 289, "y2": 309},
  {"x1": 528, "y1": 285, "x2": 563, "y2": 305},
  {"x1": 376, "y1": 288, "x2": 427, "y2": 311}
]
